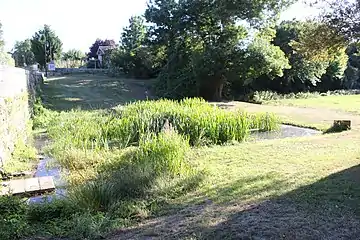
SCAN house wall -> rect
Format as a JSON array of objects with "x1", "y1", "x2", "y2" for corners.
[{"x1": 0, "y1": 66, "x2": 43, "y2": 166}]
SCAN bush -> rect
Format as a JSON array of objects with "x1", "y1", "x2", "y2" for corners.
[
  {"x1": 27, "y1": 199, "x2": 80, "y2": 222},
  {"x1": 0, "y1": 196, "x2": 29, "y2": 240}
]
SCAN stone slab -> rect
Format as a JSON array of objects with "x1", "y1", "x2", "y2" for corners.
[
  {"x1": 25, "y1": 178, "x2": 40, "y2": 193},
  {"x1": 8, "y1": 179, "x2": 26, "y2": 194},
  {"x1": 1, "y1": 176, "x2": 55, "y2": 196},
  {"x1": 39, "y1": 176, "x2": 55, "y2": 191}
]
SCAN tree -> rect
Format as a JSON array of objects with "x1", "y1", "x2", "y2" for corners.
[
  {"x1": 30, "y1": 25, "x2": 63, "y2": 69},
  {"x1": 242, "y1": 28, "x2": 291, "y2": 85},
  {"x1": 62, "y1": 49, "x2": 85, "y2": 68},
  {"x1": 267, "y1": 20, "x2": 345, "y2": 92},
  {"x1": 343, "y1": 44, "x2": 360, "y2": 89},
  {"x1": 319, "y1": 0, "x2": 360, "y2": 42},
  {"x1": 111, "y1": 15, "x2": 163, "y2": 78},
  {"x1": 12, "y1": 39, "x2": 36, "y2": 67},
  {"x1": 87, "y1": 39, "x2": 116, "y2": 59},
  {"x1": 145, "y1": 0, "x2": 292, "y2": 100},
  {"x1": 120, "y1": 16, "x2": 146, "y2": 52}
]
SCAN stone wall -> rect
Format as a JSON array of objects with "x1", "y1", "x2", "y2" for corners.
[
  {"x1": 47, "y1": 68, "x2": 108, "y2": 76},
  {"x1": 0, "y1": 66, "x2": 43, "y2": 166}
]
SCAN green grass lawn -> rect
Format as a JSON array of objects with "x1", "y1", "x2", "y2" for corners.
[
  {"x1": 43, "y1": 74, "x2": 154, "y2": 111},
  {"x1": 111, "y1": 130, "x2": 360, "y2": 239},
  {"x1": 266, "y1": 95, "x2": 360, "y2": 115},
  {"x1": 20, "y1": 75, "x2": 360, "y2": 239},
  {"x1": 217, "y1": 96, "x2": 360, "y2": 130}
]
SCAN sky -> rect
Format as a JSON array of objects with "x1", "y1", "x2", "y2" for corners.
[{"x1": 0, "y1": 0, "x2": 319, "y2": 53}]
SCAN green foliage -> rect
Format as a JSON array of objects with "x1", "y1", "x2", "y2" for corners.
[
  {"x1": 243, "y1": 29, "x2": 291, "y2": 85},
  {"x1": 46, "y1": 99, "x2": 278, "y2": 150},
  {"x1": 33, "y1": 98, "x2": 59, "y2": 129},
  {"x1": 0, "y1": 196, "x2": 29, "y2": 240},
  {"x1": 251, "y1": 89, "x2": 360, "y2": 104},
  {"x1": 61, "y1": 49, "x2": 86, "y2": 68},
  {"x1": 3, "y1": 138, "x2": 37, "y2": 173},
  {"x1": 27, "y1": 199, "x2": 80, "y2": 223},
  {"x1": 31, "y1": 24, "x2": 63, "y2": 69},
  {"x1": 11, "y1": 39, "x2": 36, "y2": 67},
  {"x1": 135, "y1": 131, "x2": 191, "y2": 176},
  {"x1": 111, "y1": 16, "x2": 163, "y2": 78},
  {"x1": 0, "y1": 51, "x2": 15, "y2": 66}
]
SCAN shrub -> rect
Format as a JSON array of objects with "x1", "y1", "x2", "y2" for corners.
[
  {"x1": 27, "y1": 199, "x2": 80, "y2": 222},
  {"x1": 0, "y1": 196, "x2": 29, "y2": 240}
]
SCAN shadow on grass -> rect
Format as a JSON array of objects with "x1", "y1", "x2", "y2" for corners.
[
  {"x1": 111, "y1": 164, "x2": 360, "y2": 239},
  {"x1": 42, "y1": 74, "x2": 152, "y2": 111}
]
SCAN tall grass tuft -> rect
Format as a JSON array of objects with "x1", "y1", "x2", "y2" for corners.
[{"x1": 135, "y1": 130, "x2": 191, "y2": 176}]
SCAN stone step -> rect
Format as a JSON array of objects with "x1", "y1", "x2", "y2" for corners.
[{"x1": 1, "y1": 176, "x2": 55, "y2": 196}]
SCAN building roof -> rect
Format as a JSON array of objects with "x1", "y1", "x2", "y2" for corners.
[{"x1": 96, "y1": 45, "x2": 115, "y2": 55}]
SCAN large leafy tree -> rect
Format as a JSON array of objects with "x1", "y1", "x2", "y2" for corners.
[
  {"x1": 145, "y1": 0, "x2": 292, "y2": 100},
  {"x1": 112, "y1": 15, "x2": 164, "y2": 78},
  {"x1": 12, "y1": 39, "x2": 36, "y2": 67},
  {"x1": 319, "y1": 0, "x2": 360, "y2": 42},
  {"x1": 31, "y1": 25, "x2": 63, "y2": 69}
]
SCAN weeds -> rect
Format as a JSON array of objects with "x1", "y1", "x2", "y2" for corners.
[
  {"x1": 3, "y1": 139, "x2": 37, "y2": 173},
  {"x1": 46, "y1": 98, "x2": 278, "y2": 151},
  {"x1": 251, "y1": 89, "x2": 360, "y2": 104}
]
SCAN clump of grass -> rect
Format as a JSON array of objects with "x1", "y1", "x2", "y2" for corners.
[
  {"x1": 135, "y1": 130, "x2": 191, "y2": 176},
  {"x1": 3, "y1": 139, "x2": 37, "y2": 173},
  {"x1": 32, "y1": 98, "x2": 59, "y2": 130},
  {"x1": 68, "y1": 130, "x2": 193, "y2": 212}
]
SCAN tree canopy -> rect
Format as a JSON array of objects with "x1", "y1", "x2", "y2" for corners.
[
  {"x1": 62, "y1": 49, "x2": 86, "y2": 68},
  {"x1": 109, "y1": 0, "x2": 360, "y2": 99},
  {"x1": 12, "y1": 39, "x2": 36, "y2": 67},
  {"x1": 31, "y1": 25, "x2": 63, "y2": 69},
  {"x1": 87, "y1": 39, "x2": 116, "y2": 59}
]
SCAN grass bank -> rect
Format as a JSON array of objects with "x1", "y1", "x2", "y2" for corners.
[{"x1": 1, "y1": 96, "x2": 278, "y2": 240}]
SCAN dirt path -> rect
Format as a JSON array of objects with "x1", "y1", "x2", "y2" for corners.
[{"x1": 43, "y1": 74, "x2": 154, "y2": 111}]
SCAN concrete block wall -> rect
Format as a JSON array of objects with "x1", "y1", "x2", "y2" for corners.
[{"x1": 0, "y1": 66, "x2": 43, "y2": 166}]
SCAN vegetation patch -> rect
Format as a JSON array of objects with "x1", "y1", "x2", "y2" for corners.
[{"x1": 251, "y1": 90, "x2": 360, "y2": 104}]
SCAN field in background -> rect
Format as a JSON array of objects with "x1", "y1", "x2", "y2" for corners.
[
  {"x1": 217, "y1": 96, "x2": 360, "y2": 130},
  {"x1": 42, "y1": 74, "x2": 154, "y2": 111}
]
